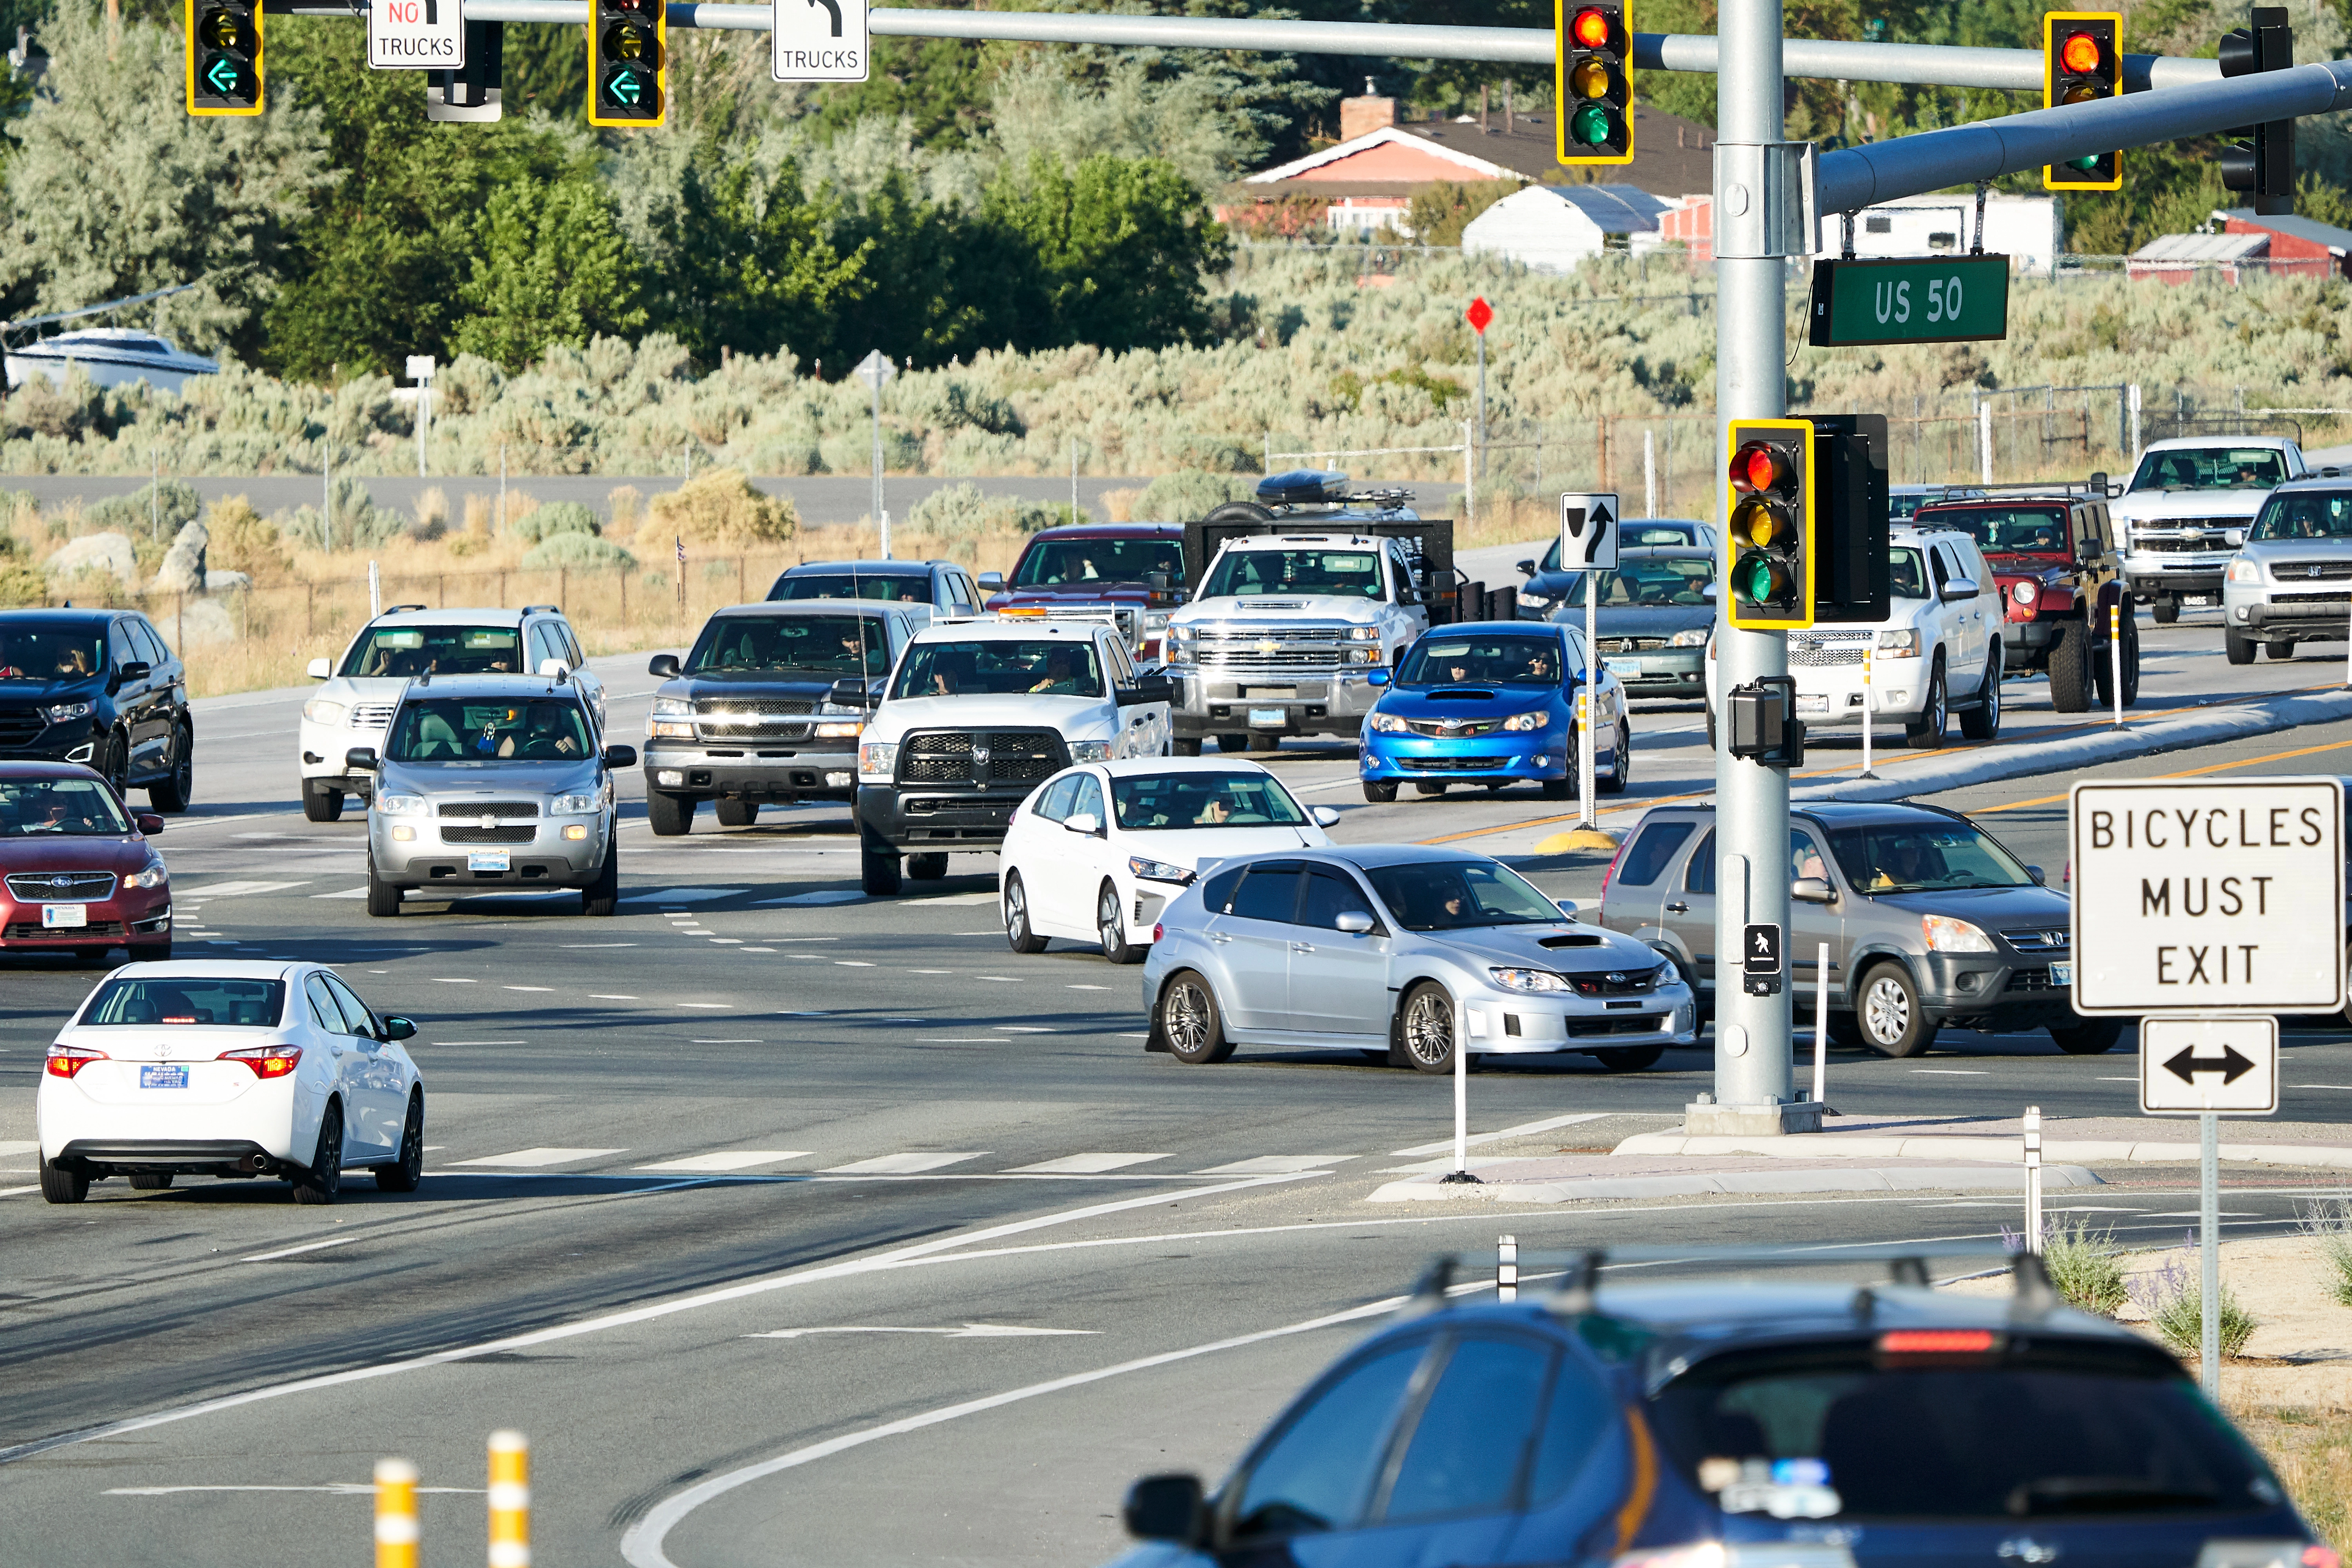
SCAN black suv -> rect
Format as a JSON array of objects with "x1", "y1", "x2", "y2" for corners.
[
  {"x1": 766, "y1": 559, "x2": 982, "y2": 619},
  {"x1": 0, "y1": 609, "x2": 194, "y2": 811}
]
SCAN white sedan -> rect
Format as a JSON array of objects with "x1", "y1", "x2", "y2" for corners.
[
  {"x1": 999, "y1": 757, "x2": 1339, "y2": 963},
  {"x1": 37, "y1": 960, "x2": 425, "y2": 1206}
]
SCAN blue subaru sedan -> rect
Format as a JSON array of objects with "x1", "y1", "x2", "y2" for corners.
[{"x1": 1357, "y1": 621, "x2": 1629, "y2": 804}]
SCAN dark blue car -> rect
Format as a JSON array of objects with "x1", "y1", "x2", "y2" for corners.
[
  {"x1": 1514, "y1": 518, "x2": 1720, "y2": 620},
  {"x1": 1357, "y1": 621, "x2": 1629, "y2": 803},
  {"x1": 1111, "y1": 1248, "x2": 2319, "y2": 1568}
]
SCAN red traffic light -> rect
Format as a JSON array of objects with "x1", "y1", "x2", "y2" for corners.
[
  {"x1": 2058, "y1": 29, "x2": 2102, "y2": 74},
  {"x1": 1571, "y1": 7, "x2": 1611, "y2": 48},
  {"x1": 1729, "y1": 441, "x2": 1794, "y2": 494}
]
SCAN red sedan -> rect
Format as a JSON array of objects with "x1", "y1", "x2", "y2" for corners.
[{"x1": 0, "y1": 762, "x2": 172, "y2": 962}]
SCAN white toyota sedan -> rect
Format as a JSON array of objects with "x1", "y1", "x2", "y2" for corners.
[
  {"x1": 999, "y1": 757, "x2": 1338, "y2": 962},
  {"x1": 37, "y1": 960, "x2": 424, "y2": 1206}
]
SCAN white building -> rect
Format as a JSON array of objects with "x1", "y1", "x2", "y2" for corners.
[
  {"x1": 1459, "y1": 184, "x2": 1680, "y2": 271},
  {"x1": 1836, "y1": 194, "x2": 2062, "y2": 276}
]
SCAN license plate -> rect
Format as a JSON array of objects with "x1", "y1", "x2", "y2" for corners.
[
  {"x1": 1605, "y1": 658, "x2": 1646, "y2": 677},
  {"x1": 468, "y1": 850, "x2": 511, "y2": 872},
  {"x1": 41, "y1": 903, "x2": 87, "y2": 929},
  {"x1": 140, "y1": 1065, "x2": 188, "y2": 1089},
  {"x1": 2050, "y1": 962, "x2": 2073, "y2": 986},
  {"x1": 1245, "y1": 687, "x2": 1298, "y2": 700},
  {"x1": 1795, "y1": 694, "x2": 1830, "y2": 715},
  {"x1": 2185, "y1": 596, "x2": 2213, "y2": 606},
  {"x1": 1247, "y1": 707, "x2": 1287, "y2": 728}
]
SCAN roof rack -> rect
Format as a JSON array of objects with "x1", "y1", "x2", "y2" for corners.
[
  {"x1": 1922, "y1": 476, "x2": 2114, "y2": 502},
  {"x1": 1412, "y1": 1240, "x2": 2055, "y2": 1314},
  {"x1": 521, "y1": 603, "x2": 561, "y2": 615},
  {"x1": 382, "y1": 603, "x2": 428, "y2": 615}
]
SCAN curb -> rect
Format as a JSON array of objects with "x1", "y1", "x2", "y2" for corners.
[
  {"x1": 1367, "y1": 1163, "x2": 2104, "y2": 1204},
  {"x1": 1534, "y1": 827, "x2": 1622, "y2": 854},
  {"x1": 1617, "y1": 1131, "x2": 2352, "y2": 1170}
]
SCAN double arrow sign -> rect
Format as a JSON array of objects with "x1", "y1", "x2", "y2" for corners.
[
  {"x1": 2163, "y1": 1043, "x2": 2258, "y2": 1086},
  {"x1": 2139, "y1": 1018, "x2": 2277, "y2": 1116}
]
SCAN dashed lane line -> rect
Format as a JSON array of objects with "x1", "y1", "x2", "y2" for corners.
[
  {"x1": 821, "y1": 1152, "x2": 986, "y2": 1175},
  {"x1": 449, "y1": 1148, "x2": 628, "y2": 1168}
]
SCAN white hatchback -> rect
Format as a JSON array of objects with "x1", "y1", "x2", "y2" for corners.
[
  {"x1": 36, "y1": 961, "x2": 425, "y2": 1205},
  {"x1": 998, "y1": 757, "x2": 1338, "y2": 962}
]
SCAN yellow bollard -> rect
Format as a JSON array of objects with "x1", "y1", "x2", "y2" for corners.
[
  {"x1": 490, "y1": 1429, "x2": 532, "y2": 1568},
  {"x1": 376, "y1": 1458, "x2": 420, "y2": 1568}
]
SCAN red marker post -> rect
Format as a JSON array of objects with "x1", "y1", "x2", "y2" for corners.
[{"x1": 1466, "y1": 297, "x2": 1493, "y2": 490}]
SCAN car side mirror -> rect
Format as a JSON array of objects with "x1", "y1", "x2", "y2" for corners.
[
  {"x1": 1517, "y1": 558, "x2": 1538, "y2": 577},
  {"x1": 1334, "y1": 909, "x2": 1375, "y2": 934},
  {"x1": 978, "y1": 571, "x2": 1005, "y2": 593},
  {"x1": 136, "y1": 812, "x2": 164, "y2": 835},
  {"x1": 1702, "y1": 582, "x2": 1719, "y2": 600},
  {"x1": 2225, "y1": 528, "x2": 2247, "y2": 548},
  {"x1": 1792, "y1": 876, "x2": 1834, "y2": 904},
  {"x1": 1366, "y1": 668, "x2": 1390, "y2": 687},
  {"x1": 1555, "y1": 898, "x2": 1580, "y2": 921},
  {"x1": 648, "y1": 653, "x2": 682, "y2": 678},
  {"x1": 1064, "y1": 811, "x2": 1101, "y2": 836},
  {"x1": 829, "y1": 677, "x2": 874, "y2": 710},
  {"x1": 381, "y1": 1015, "x2": 418, "y2": 1042},
  {"x1": 1311, "y1": 805, "x2": 1340, "y2": 828},
  {"x1": 537, "y1": 658, "x2": 570, "y2": 678},
  {"x1": 604, "y1": 744, "x2": 637, "y2": 769},
  {"x1": 1122, "y1": 1474, "x2": 1206, "y2": 1545},
  {"x1": 1939, "y1": 578, "x2": 1980, "y2": 603},
  {"x1": 307, "y1": 657, "x2": 333, "y2": 680},
  {"x1": 345, "y1": 747, "x2": 379, "y2": 772},
  {"x1": 116, "y1": 661, "x2": 150, "y2": 685},
  {"x1": 1119, "y1": 675, "x2": 1175, "y2": 707},
  {"x1": 2027, "y1": 865, "x2": 2047, "y2": 886}
]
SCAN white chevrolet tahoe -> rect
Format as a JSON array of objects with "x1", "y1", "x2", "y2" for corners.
[
  {"x1": 2113, "y1": 435, "x2": 2307, "y2": 623},
  {"x1": 851, "y1": 615, "x2": 1173, "y2": 895}
]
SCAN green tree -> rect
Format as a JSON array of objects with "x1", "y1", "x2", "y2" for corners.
[
  {"x1": 451, "y1": 177, "x2": 649, "y2": 369},
  {"x1": 982, "y1": 153, "x2": 1231, "y2": 352}
]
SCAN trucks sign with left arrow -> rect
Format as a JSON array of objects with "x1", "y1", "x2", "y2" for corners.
[{"x1": 2139, "y1": 1015, "x2": 2278, "y2": 1115}]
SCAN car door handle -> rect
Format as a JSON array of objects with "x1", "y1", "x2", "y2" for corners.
[
  {"x1": 1291, "y1": 942, "x2": 1315, "y2": 953},
  {"x1": 1210, "y1": 933, "x2": 1232, "y2": 945},
  {"x1": 1666, "y1": 901, "x2": 1689, "y2": 914}
]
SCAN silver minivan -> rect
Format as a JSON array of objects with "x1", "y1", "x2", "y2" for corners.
[{"x1": 349, "y1": 672, "x2": 633, "y2": 917}]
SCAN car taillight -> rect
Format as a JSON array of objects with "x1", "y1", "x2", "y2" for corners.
[
  {"x1": 1878, "y1": 1328, "x2": 1999, "y2": 1356},
  {"x1": 1152, "y1": 922, "x2": 1164, "y2": 944},
  {"x1": 1599, "y1": 831, "x2": 1633, "y2": 899},
  {"x1": 220, "y1": 1044, "x2": 302, "y2": 1078},
  {"x1": 45, "y1": 1046, "x2": 104, "y2": 1078}
]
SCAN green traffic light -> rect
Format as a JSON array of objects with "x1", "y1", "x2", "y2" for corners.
[
  {"x1": 1571, "y1": 103, "x2": 1613, "y2": 147},
  {"x1": 1739, "y1": 556, "x2": 1775, "y2": 603},
  {"x1": 2066, "y1": 153, "x2": 2101, "y2": 171}
]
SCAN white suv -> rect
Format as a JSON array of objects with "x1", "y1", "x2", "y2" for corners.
[
  {"x1": 2113, "y1": 435, "x2": 2308, "y2": 623},
  {"x1": 299, "y1": 606, "x2": 604, "y2": 821},
  {"x1": 1708, "y1": 524, "x2": 2001, "y2": 749}
]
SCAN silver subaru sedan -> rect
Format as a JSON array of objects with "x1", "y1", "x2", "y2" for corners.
[{"x1": 1140, "y1": 844, "x2": 1699, "y2": 1073}]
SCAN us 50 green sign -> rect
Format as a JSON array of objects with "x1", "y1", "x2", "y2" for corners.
[{"x1": 1806, "y1": 255, "x2": 2011, "y2": 348}]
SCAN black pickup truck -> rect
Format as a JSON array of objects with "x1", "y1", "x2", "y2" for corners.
[{"x1": 642, "y1": 602, "x2": 922, "y2": 834}]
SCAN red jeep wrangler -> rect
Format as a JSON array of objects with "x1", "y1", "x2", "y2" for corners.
[{"x1": 1913, "y1": 488, "x2": 2140, "y2": 713}]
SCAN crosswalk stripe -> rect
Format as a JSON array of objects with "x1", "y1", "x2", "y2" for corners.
[
  {"x1": 1194, "y1": 1155, "x2": 1355, "y2": 1175},
  {"x1": 633, "y1": 1151, "x2": 811, "y2": 1173},
  {"x1": 449, "y1": 1147, "x2": 626, "y2": 1168},
  {"x1": 1007, "y1": 1153, "x2": 1168, "y2": 1174},
  {"x1": 821, "y1": 1152, "x2": 986, "y2": 1175},
  {"x1": 182, "y1": 881, "x2": 310, "y2": 898}
]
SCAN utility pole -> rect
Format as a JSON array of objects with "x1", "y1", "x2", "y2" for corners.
[{"x1": 1701, "y1": 0, "x2": 1808, "y2": 1133}]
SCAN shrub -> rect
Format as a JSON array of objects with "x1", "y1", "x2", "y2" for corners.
[
  {"x1": 642, "y1": 468, "x2": 797, "y2": 549},
  {"x1": 203, "y1": 495, "x2": 290, "y2": 580},
  {"x1": 907, "y1": 482, "x2": 992, "y2": 538},
  {"x1": 2301, "y1": 1196, "x2": 2352, "y2": 1307},
  {"x1": 86, "y1": 479, "x2": 202, "y2": 542},
  {"x1": 1137, "y1": 469, "x2": 1254, "y2": 521},
  {"x1": 2040, "y1": 1216, "x2": 2130, "y2": 1318},
  {"x1": 522, "y1": 532, "x2": 635, "y2": 570},
  {"x1": 0, "y1": 563, "x2": 45, "y2": 606},
  {"x1": 515, "y1": 500, "x2": 601, "y2": 544},
  {"x1": 277, "y1": 477, "x2": 397, "y2": 551},
  {"x1": 2130, "y1": 1238, "x2": 2258, "y2": 1359}
]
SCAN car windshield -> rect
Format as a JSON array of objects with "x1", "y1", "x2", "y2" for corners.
[
  {"x1": 687, "y1": 614, "x2": 889, "y2": 676},
  {"x1": 340, "y1": 624, "x2": 524, "y2": 678},
  {"x1": 1890, "y1": 548, "x2": 1928, "y2": 599},
  {"x1": 1918, "y1": 508, "x2": 2071, "y2": 556},
  {"x1": 2131, "y1": 447, "x2": 2289, "y2": 492},
  {"x1": 1013, "y1": 538, "x2": 1184, "y2": 588},
  {"x1": 771, "y1": 572, "x2": 931, "y2": 604},
  {"x1": 0, "y1": 623, "x2": 105, "y2": 682},
  {"x1": 386, "y1": 699, "x2": 593, "y2": 762},
  {"x1": 1556, "y1": 555, "x2": 1715, "y2": 608},
  {"x1": 1365, "y1": 860, "x2": 1565, "y2": 930},
  {"x1": 2250, "y1": 490, "x2": 2352, "y2": 541},
  {"x1": 1110, "y1": 771, "x2": 1308, "y2": 829},
  {"x1": 0, "y1": 776, "x2": 129, "y2": 836},
  {"x1": 1825, "y1": 819, "x2": 2034, "y2": 893},
  {"x1": 82, "y1": 977, "x2": 287, "y2": 1027},
  {"x1": 1200, "y1": 549, "x2": 1384, "y2": 600},
  {"x1": 1396, "y1": 635, "x2": 1563, "y2": 687},
  {"x1": 892, "y1": 639, "x2": 1104, "y2": 699},
  {"x1": 1540, "y1": 524, "x2": 1699, "y2": 569},
  {"x1": 1650, "y1": 1346, "x2": 2273, "y2": 1521}
]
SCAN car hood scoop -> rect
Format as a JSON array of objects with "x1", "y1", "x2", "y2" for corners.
[
  {"x1": 1425, "y1": 687, "x2": 1497, "y2": 700},
  {"x1": 1536, "y1": 933, "x2": 1606, "y2": 949}
]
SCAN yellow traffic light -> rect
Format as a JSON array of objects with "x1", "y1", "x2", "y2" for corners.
[
  {"x1": 590, "y1": 0, "x2": 665, "y2": 125},
  {"x1": 2043, "y1": 11, "x2": 2122, "y2": 190},
  {"x1": 1725, "y1": 419, "x2": 1815, "y2": 630},
  {"x1": 1555, "y1": 0, "x2": 1633, "y2": 166},
  {"x1": 185, "y1": 0, "x2": 262, "y2": 116}
]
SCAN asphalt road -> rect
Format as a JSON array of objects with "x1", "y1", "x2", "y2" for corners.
[{"x1": 5, "y1": 601, "x2": 2352, "y2": 1567}]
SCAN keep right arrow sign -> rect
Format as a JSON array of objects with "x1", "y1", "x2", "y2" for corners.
[{"x1": 2141, "y1": 1016, "x2": 2278, "y2": 1115}]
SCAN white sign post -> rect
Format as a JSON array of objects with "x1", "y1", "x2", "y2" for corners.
[
  {"x1": 406, "y1": 354, "x2": 435, "y2": 477},
  {"x1": 773, "y1": 0, "x2": 868, "y2": 81},
  {"x1": 2073, "y1": 778, "x2": 2337, "y2": 1400},
  {"x1": 370, "y1": 0, "x2": 464, "y2": 69},
  {"x1": 1560, "y1": 492, "x2": 1618, "y2": 828},
  {"x1": 855, "y1": 349, "x2": 895, "y2": 558}
]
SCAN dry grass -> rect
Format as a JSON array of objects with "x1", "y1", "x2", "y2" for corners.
[{"x1": 2230, "y1": 1390, "x2": 2352, "y2": 1553}]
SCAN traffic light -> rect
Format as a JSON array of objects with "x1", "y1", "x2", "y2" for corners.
[
  {"x1": 589, "y1": 0, "x2": 664, "y2": 127},
  {"x1": 2042, "y1": 12, "x2": 2122, "y2": 191},
  {"x1": 185, "y1": 0, "x2": 261, "y2": 117},
  {"x1": 1725, "y1": 419, "x2": 1814, "y2": 630},
  {"x1": 1555, "y1": 0, "x2": 1633, "y2": 166},
  {"x1": 1808, "y1": 412, "x2": 1891, "y2": 624},
  {"x1": 2221, "y1": 6, "x2": 2296, "y2": 217}
]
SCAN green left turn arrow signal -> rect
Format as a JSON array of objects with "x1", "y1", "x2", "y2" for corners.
[{"x1": 204, "y1": 56, "x2": 240, "y2": 94}]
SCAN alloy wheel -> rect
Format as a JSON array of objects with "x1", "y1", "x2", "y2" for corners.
[
  {"x1": 1404, "y1": 990, "x2": 1453, "y2": 1067},
  {"x1": 1864, "y1": 975, "x2": 1911, "y2": 1045},
  {"x1": 1164, "y1": 980, "x2": 1210, "y2": 1055}
]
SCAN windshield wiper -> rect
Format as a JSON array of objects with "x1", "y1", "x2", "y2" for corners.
[{"x1": 2006, "y1": 1477, "x2": 2219, "y2": 1516}]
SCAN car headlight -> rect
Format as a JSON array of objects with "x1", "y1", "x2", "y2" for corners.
[
  {"x1": 301, "y1": 699, "x2": 347, "y2": 726},
  {"x1": 1068, "y1": 740, "x2": 1113, "y2": 763},
  {"x1": 1518, "y1": 592, "x2": 1553, "y2": 609},
  {"x1": 1490, "y1": 966, "x2": 1573, "y2": 993},
  {"x1": 127, "y1": 859, "x2": 169, "y2": 889},
  {"x1": 652, "y1": 696, "x2": 692, "y2": 716},
  {"x1": 859, "y1": 740, "x2": 899, "y2": 779},
  {"x1": 1144, "y1": 611, "x2": 1171, "y2": 632},
  {"x1": 1368, "y1": 712, "x2": 1408, "y2": 733},
  {"x1": 1504, "y1": 710, "x2": 1551, "y2": 732},
  {"x1": 648, "y1": 719, "x2": 695, "y2": 738},
  {"x1": 1875, "y1": 628, "x2": 1921, "y2": 657},
  {"x1": 550, "y1": 792, "x2": 600, "y2": 816},
  {"x1": 1127, "y1": 855, "x2": 1195, "y2": 885},
  {"x1": 2228, "y1": 557, "x2": 2264, "y2": 584},
  {"x1": 374, "y1": 793, "x2": 428, "y2": 815},
  {"x1": 1346, "y1": 646, "x2": 1383, "y2": 664},
  {"x1": 813, "y1": 721, "x2": 864, "y2": 739},
  {"x1": 1922, "y1": 913, "x2": 1996, "y2": 952},
  {"x1": 2012, "y1": 580, "x2": 2040, "y2": 606},
  {"x1": 1670, "y1": 628, "x2": 1709, "y2": 647},
  {"x1": 1348, "y1": 625, "x2": 1381, "y2": 641}
]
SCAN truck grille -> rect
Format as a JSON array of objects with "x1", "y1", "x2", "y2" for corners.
[
  {"x1": 441, "y1": 825, "x2": 539, "y2": 845},
  {"x1": 1789, "y1": 631, "x2": 1870, "y2": 668},
  {"x1": 899, "y1": 730, "x2": 1067, "y2": 789},
  {"x1": 2272, "y1": 591, "x2": 2352, "y2": 604},
  {"x1": 696, "y1": 699, "x2": 815, "y2": 743},
  {"x1": 0, "y1": 709, "x2": 48, "y2": 746},
  {"x1": 2272, "y1": 560, "x2": 2352, "y2": 581},
  {"x1": 2134, "y1": 536, "x2": 2230, "y2": 555},
  {"x1": 2000, "y1": 927, "x2": 2070, "y2": 953},
  {"x1": 5, "y1": 871, "x2": 115, "y2": 900},
  {"x1": 350, "y1": 703, "x2": 398, "y2": 728},
  {"x1": 1193, "y1": 625, "x2": 1353, "y2": 669},
  {"x1": 438, "y1": 801, "x2": 539, "y2": 819},
  {"x1": 1403, "y1": 718, "x2": 1499, "y2": 737},
  {"x1": 1595, "y1": 636, "x2": 1672, "y2": 654}
]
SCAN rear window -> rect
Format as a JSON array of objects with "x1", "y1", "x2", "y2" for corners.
[
  {"x1": 1613, "y1": 822, "x2": 1696, "y2": 888},
  {"x1": 1650, "y1": 1344, "x2": 2276, "y2": 1521},
  {"x1": 83, "y1": 978, "x2": 286, "y2": 1027},
  {"x1": 771, "y1": 572, "x2": 931, "y2": 604},
  {"x1": 341, "y1": 624, "x2": 521, "y2": 677}
]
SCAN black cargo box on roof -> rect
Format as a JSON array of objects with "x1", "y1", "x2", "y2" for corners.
[{"x1": 1256, "y1": 469, "x2": 1351, "y2": 507}]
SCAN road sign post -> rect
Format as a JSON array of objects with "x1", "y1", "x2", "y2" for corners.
[
  {"x1": 1560, "y1": 491, "x2": 1617, "y2": 826},
  {"x1": 855, "y1": 349, "x2": 896, "y2": 559},
  {"x1": 406, "y1": 355, "x2": 435, "y2": 477},
  {"x1": 773, "y1": 0, "x2": 867, "y2": 81},
  {"x1": 1466, "y1": 298, "x2": 1492, "y2": 482}
]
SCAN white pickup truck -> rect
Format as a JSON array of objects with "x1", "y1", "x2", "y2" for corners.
[{"x1": 2113, "y1": 435, "x2": 2308, "y2": 622}]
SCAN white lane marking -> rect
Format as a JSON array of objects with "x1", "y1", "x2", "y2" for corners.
[
  {"x1": 449, "y1": 1148, "x2": 626, "y2": 1167},
  {"x1": 0, "y1": 1185, "x2": 42, "y2": 1199},
  {"x1": 677, "y1": 1002, "x2": 731, "y2": 1009},
  {"x1": 1197, "y1": 1155, "x2": 1356, "y2": 1174},
  {"x1": 621, "y1": 1292, "x2": 1405, "y2": 1568},
  {"x1": 563, "y1": 944, "x2": 640, "y2": 948},
  {"x1": 0, "y1": 1141, "x2": 35, "y2": 1158},
  {"x1": 312, "y1": 887, "x2": 369, "y2": 900},
  {"x1": 245, "y1": 1234, "x2": 370, "y2": 1262},
  {"x1": 633, "y1": 1151, "x2": 810, "y2": 1173},
  {"x1": 748, "y1": 1323, "x2": 1098, "y2": 1340},
  {"x1": 821, "y1": 1152, "x2": 985, "y2": 1175},
  {"x1": 1007, "y1": 1153, "x2": 1169, "y2": 1174},
  {"x1": 181, "y1": 881, "x2": 312, "y2": 898},
  {"x1": 1911, "y1": 1069, "x2": 1989, "y2": 1075},
  {"x1": 910, "y1": 969, "x2": 951, "y2": 975},
  {"x1": 108, "y1": 1484, "x2": 486, "y2": 1496},
  {"x1": 433, "y1": 978, "x2": 478, "y2": 985},
  {"x1": 974, "y1": 976, "x2": 1020, "y2": 983},
  {"x1": 911, "y1": 891, "x2": 1002, "y2": 906},
  {"x1": 503, "y1": 986, "x2": 554, "y2": 993},
  {"x1": 0, "y1": 1176, "x2": 1299, "y2": 1466},
  {"x1": 916, "y1": 1038, "x2": 1004, "y2": 1043},
  {"x1": 995, "y1": 1026, "x2": 1051, "y2": 1034},
  {"x1": 754, "y1": 890, "x2": 867, "y2": 906},
  {"x1": 1067, "y1": 985, "x2": 1114, "y2": 991},
  {"x1": 1392, "y1": 1111, "x2": 1613, "y2": 1158},
  {"x1": 591, "y1": 994, "x2": 639, "y2": 1000},
  {"x1": 430, "y1": 1041, "x2": 526, "y2": 1046},
  {"x1": 835, "y1": 960, "x2": 875, "y2": 968},
  {"x1": 742, "y1": 947, "x2": 777, "y2": 953},
  {"x1": 689, "y1": 1039, "x2": 763, "y2": 1045},
  {"x1": 709, "y1": 938, "x2": 743, "y2": 945},
  {"x1": 622, "y1": 888, "x2": 748, "y2": 904}
]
